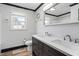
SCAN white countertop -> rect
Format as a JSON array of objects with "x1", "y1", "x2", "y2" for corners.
[{"x1": 32, "y1": 35, "x2": 79, "y2": 56}]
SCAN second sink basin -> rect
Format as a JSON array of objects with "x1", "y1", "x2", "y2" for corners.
[{"x1": 51, "y1": 40, "x2": 79, "y2": 51}]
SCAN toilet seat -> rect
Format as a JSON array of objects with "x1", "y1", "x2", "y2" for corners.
[
  {"x1": 25, "y1": 40, "x2": 32, "y2": 51},
  {"x1": 25, "y1": 40, "x2": 32, "y2": 45}
]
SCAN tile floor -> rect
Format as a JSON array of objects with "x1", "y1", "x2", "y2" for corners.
[{"x1": 0, "y1": 47, "x2": 32, "y2": 56}]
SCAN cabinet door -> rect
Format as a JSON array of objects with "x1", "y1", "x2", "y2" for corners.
[
  {"x1": 38, "y1": 40, "x2": 44, "y2": 56},
  {"x1": 32, "y1": 37, "x2": 39, "y2": 55},
  {"x1": 42, "y1": 43, "x2": 53, "y2": 56},
  {"x1": 43, "y1": 42, "x2": 66, "y2": 56}
]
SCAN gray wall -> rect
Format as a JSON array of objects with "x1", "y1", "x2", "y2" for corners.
[
  {"x1": 36, "y1": 4, "x2": 79, "y2": 42},
  {"x1": 0, "y1": 4, "x2": 36, "y2": 49}
]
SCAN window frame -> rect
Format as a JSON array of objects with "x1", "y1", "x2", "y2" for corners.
[{"x1": 10, "y1": 14, "x2": 27, "y2": 31}]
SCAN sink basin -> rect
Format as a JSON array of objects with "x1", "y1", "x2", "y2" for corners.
[
  {"x1": 51, "y1": 40, "x2": 79, "y2": 50},
  {"x1": 36, "y1": 34, "x2": 63, "y2": 43},
  {"x1": 37, "y1": 34, "x2": 61, "y2": 40}
]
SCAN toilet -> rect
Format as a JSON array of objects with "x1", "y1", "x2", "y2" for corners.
[{"x1": 25, "y1": 40, "x2": 32, "y2": 51}]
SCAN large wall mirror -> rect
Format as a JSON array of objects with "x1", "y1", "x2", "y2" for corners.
[{"x1": 44, "y1": 3, "x2": 78, "y2": 25}]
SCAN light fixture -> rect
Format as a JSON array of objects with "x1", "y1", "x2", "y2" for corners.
[
  {"x1": 43, "y1": 3, "x2": 54, "y2": 11},
  {"x1": 50, "y1": 8, "x2": 55, "y2": 11},
  {"x1": 43, "y1": 3, "x2": 59, "y2": 12}
]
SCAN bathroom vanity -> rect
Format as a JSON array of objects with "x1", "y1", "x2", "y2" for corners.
[
  {"x1": 32, "y1": 35, "x2": 79, "y2": 56},
  {"x1": 32, "y1": 37, "x2": 66, "y2": 56}
]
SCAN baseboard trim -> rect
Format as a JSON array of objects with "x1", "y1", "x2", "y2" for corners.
[{"x1": 1, "y1": 45, "x2": 27, "y2": 53}]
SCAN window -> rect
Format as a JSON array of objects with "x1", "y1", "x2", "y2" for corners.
[{"x1": 11, "y1": 14, "x2": 27, "y2": 30}]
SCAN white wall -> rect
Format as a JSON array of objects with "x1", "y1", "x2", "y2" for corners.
[
  {"x1": 36, "y1": 4, "x2": 79, "y2": 41},
  {"x1": 0, "y1": 14, "x2": 2, "y2": 51},
  {"x1": 0, "y1": 4, "x2": 36, "y2": 49}
]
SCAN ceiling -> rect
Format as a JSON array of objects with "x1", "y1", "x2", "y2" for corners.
[
  {"x1": 1, "y1": 3, "x2": 79, "y2": 17},
  {"x1": 46, "y1": 3, "x2": 79, "y2": 17},
  {"x1": 46, "y1": 3, "x2": 73, "y2": 16},
  {"x1": 11, "y1": 3, "x2": 41, "y2": 10}
]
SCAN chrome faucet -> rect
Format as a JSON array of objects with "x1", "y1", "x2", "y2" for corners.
[
  {"x1": 45, "y1": 32, "x2": 52, "y2": 36},
  {"x1": 64, "y1": 35, "x2": 72, "y2": 42}
]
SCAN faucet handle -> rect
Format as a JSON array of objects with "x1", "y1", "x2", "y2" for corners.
[{"x1": 45, "y1": 32, "x2": 52, "y2": 36}]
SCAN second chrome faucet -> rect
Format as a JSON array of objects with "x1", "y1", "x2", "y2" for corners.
[{"x1": 64, "y1": 35, "x2": 72, "y2": 42}]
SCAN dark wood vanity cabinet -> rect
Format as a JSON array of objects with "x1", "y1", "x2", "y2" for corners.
[{"x1": 32, "y1": 37, "x2": 66, "y2": 56}]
